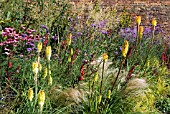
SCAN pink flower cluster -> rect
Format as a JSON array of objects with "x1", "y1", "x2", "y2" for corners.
[{"x1": 0, "y1": 27, "x2": 41, "y2": 47}]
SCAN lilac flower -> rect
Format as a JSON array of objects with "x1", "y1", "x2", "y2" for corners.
[
  {"x1": 52, "y1": 36, "x2": 58, "y2": 41},
  {"x1": 40, "y1": 24, "x2": 49, "y2": 33},
  {"x1": 115, "y1": 52, "x2": 119, "y2": 55},
  {"x1": 101, "y1": 30, "x2": 107, "y2": 35},
  {"x1": 27, "y1": 48, "x2": 32, "y2": 52},
  {"x1": 77, "y1": 32, "x2": 82, "y2": 36}
]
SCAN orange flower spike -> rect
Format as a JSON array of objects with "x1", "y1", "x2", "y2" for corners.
[
  {"x1": 139, "y1": 26, "x2": 144, "y2": 40},
  {"x1": 102, "y1": 53, "x2": 108, "y2": 62}
]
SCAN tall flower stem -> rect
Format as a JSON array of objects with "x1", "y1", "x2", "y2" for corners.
[
  {"x1": 142, "y1": 27, "x2": 155, "y2": 70},
  {"x1": 111, "y1": 58, "x2": 125, "y2": 92},
  {"x1": 99, "y1": 61, "x2": 105, "y2": 95}
]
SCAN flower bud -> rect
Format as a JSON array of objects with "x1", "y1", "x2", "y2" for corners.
[
  {"x1": 32, "y1": 61, "x2": 38, "y2": 75},
  {"x1": 98, "y1": 95, "x2": 102, "y2": 104},
  {"x1": 107, "y1": 90, "x2": 111, "y2": 99},
  {"x1": 28, "y1": 88, "x2": 34, "y2": 101},
  {"x1": 102, "y1": 53, "x2": 108, "y2": 61},
  {"x1": 93, "y1": 71, "x2": 98, "y2": 82},
  {"x1": 68, "y1": 56, "x2": 71, "y2": 62},
  {"x1": 45, "y1": 46, "x2": 52, "y2": 61},
  {"x1": 136, "y1": 16, "x2": 141, "y2": 25},
  {"x1": 122, "y1": 40, "x2": 129, "y2": 58},
  {"x1": 48, "y1": 76, "x2": 52, "y2": 85},
  {"x1": 37, "y1": 42, "x2": 42, "y2": 52},
  {"x1": 66, "y1": 33, "x2": 72, "y2": 46},
  {"x1": 43, "y1": 67, "x2": 48, "y2": 78},
  {"x1": 70, "y1": 48, "x2": 74, "y2": 56},
  {"x1": 139, "y1": 26, "x2": 144, "y2": 40},
  {"x1": 38, "y1": 90, "x2": 45, "y2": 108},
  {"x1": 152, "y1": 18, "x2": 157, "y2": 27}
]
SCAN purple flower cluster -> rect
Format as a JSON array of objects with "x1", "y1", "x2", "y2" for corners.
[
  {"x1": 119, "y1": 26, "x2": 164, "y2": 42},
  {"x1": 0, "y1": 27, "x2": 41, "y2": 52}
]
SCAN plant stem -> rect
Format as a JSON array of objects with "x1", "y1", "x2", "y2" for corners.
[
  {"x1": 111, "y1": 58, "x2": 125, "y2": 92},
  {"x1": 99, "y1": 61, "x2": 105, "y2": 95}
]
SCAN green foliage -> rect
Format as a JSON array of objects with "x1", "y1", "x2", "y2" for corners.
[{"x1": 0, "y1": 0, "x2": 170, "y2": 114}]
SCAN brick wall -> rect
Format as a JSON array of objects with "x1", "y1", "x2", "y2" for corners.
[{"x1": 72, "y1": 0, "x2": 170, "y2": 36}]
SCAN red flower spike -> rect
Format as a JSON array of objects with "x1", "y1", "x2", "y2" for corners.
[
  {"x1": 78, "y1": 76, "x2": 84, "y2": 81},
  {"x1": 8, "y1": 62, "x2": 12, "y2": 68},
  {"x1": 43, "y1": 39, "x2": 48, "y2": 46},
  {"x1": 127, "y1": 46, "x2": 135, "y2": 58},
  {"x1": 126, "y1": 63, "x2": 138, "y2": 81}
]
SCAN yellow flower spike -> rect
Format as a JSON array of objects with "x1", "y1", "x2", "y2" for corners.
[
  {"x1": 152, "y1": 18, "x2": 157, "y2": 27},
  {"x1": 68, "y1": 56, "x2": 71, "y2": 62},
  {"x1": 37, "y1": 42, "x2": 42, "y2": 52},
  {"x1": 45, "y1": 46, "x2": 52, "y2": 61},
  {"x1": 136, "y1": 16, "x2": 141, "y2": 25},
  {"x1": 146, "y1": 60, "x2": 150, "y2": 67},
  {"x1": 102, "y1": 53, "x2": 108, "y2": 61},
  {"x1": 122, "y1": 40, "x2": 129, "y2": 58},
  {"x1": 139, "y1": 26, "x2": 144, "y2": 40},
  {"x1": 98, "y1": 95, "x2": 102, "y2": 104},
  {"x1": 107, "y1": 90, "x2": 111, "y2": 99},
  {"x1": 93, "y1": 71, "x2": 98, "y2": 82},
  {"x1": 66, "y1": 33, "x2": 72, "y2": 46},
  {"x1": 28, "y1": 88, "x2": 34, "y2": 101},
  {"x1": 70, "y1": 48, "x2": 74, "y2": 56},
  {"x1": 38, "y1": 63, "x2": 42, "y2": 72},
  {"x1": 48, "y1": 76, "x2": 53, "y2": 85},
  {"x1": 43, "y1": 67, "x2": 48, "y2": 78},
  {"x1": 38, "y1": 90, "x2": 45, "y2": 108},
  {"x1": 32, "y1": 61, "x2": 38, "y2": 75}
]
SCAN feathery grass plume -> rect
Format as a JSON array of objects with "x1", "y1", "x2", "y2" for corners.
[
  {"x1": 107, "y1": 90, "x2": 111, "y2": 99},
  {"x1": 93, "y1": 71, "x2": 98, "y2": 82},
  {"x1": 66, "y1": 33, "x2": 72, "y2": 46},
  {"x1": 136, "y1": 16, "x2": 141, "y2": 25},
  {"x1": 38, "y1": 90, "x2": 45, "y2": 111},
  {"x1": 43, "y1": 67, "x2": 48, "y2": 78},
  {"x1": 98, "y1": 95, "x2": 102, "y2": 104},
  {"x1": 28, "y1": 88, "x2": 34, "y2": 101},
  {"x1": 54, "y1": 88, "x2": 87, "y2": 107},
  {"x1": 45, "y1": 46, "x2": 52, "y2": 61},
  {"x1": 139, "y1": 26, "x2": 144, "y2": 40},
  {"x1": 32, "y1": 61, "x2": 38, "y2": 75},
  {"x1": 152, "y1": 18, "x2": 157, "y2": 27},
  {"x1": 122, "y1": 40, "x2": 129, "y2": 57},
  {"x1": 37, "y1": 42, "x2": 42, "y2": 52},
  {"x1": 102, "y1": 53, "x2": 108, "y2": 62}
]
